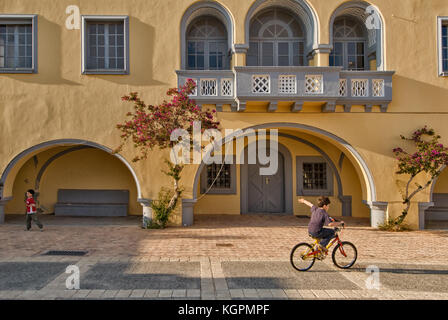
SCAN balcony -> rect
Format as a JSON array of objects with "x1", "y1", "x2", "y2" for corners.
[
  {"x1": 175, "y1": 70, "x2": 236, "y2": 111},
  {"x1": 176, "y1": 67, "x2": 394, "y2": 112}
]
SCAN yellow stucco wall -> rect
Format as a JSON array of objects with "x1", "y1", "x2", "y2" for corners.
[{"x1": 0, "y1": 0, "x2": 447, "y2": 229}]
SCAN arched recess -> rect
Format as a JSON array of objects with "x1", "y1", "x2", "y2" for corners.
[
  {"x1": 180, "y1": 0, "x2": 235, "y2": 69},
  {"x1": 244, "y1": 0, "x2": 319, "y2": 61},
  {"x1": 0, "y1": 139, "x2": 142, "y2": 201},
  {"x1": 329, "y1": 0, "x2": 386, "y2": 70},
  {"x1": 191, "y1": 123, "x2": 375, "y2": 203}
]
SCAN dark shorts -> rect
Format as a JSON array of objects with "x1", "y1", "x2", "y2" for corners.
[{"x1": 309, "y1": 228, "x2": 335, "y2": 247}]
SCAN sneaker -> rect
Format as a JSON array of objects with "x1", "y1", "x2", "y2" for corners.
[{"x1": 40, "y1": 228, "x2": 44, "y2": 232}]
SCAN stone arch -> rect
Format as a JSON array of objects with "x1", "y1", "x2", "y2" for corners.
[{"x1": 180, "y1": 0, "x2": 235, "y2": 69}]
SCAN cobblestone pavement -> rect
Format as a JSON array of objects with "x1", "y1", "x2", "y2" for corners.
[{"x1": 0, "y1": 214, "x2": 448, "y2": 300}]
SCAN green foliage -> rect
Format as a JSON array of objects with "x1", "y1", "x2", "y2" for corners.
[
  {"x1": 378, "y1": 218, "x2": 412, "y2": 232},
  {"x1": 149, "y1": 187, "x2": 176, "y2": 229}
]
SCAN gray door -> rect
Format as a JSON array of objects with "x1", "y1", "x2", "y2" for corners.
[{"x1": 248, "y1": 152, "x2": 285, "y2": 213}]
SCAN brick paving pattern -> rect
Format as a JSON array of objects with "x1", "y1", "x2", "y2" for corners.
[{"x1": 0, "y1": 214, "x2": 448, "y2": 300}]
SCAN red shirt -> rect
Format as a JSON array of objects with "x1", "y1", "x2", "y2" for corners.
[{"x1": 26, "y1": 197, "x2": 36, "y2": 214}]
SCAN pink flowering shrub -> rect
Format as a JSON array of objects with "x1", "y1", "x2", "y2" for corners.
[
  {"x1": 115, "y1": 79, "x2": 220, "y2": 227},
  {"x1": 391, "y1": 126, "x2": 448, "y2": 227}
]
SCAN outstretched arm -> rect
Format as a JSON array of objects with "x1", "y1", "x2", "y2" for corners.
[{"x1": 298, "y1": 198, "x2": 314, "y2": 208}]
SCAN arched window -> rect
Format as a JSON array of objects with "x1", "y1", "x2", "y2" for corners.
[
  {"x1": 247, "y1": 8, "x2": 305, "y2": 66},
  {"x1": 330, "y1": 16, "x2": 368, "y2": 70},
  {"x1": 186, "y1": 16, "x2": 229, "y2": 70}
]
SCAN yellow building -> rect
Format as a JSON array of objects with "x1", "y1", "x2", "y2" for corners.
[{"x1": 1, "y1": 0, "x2": 448, "y2": 230}]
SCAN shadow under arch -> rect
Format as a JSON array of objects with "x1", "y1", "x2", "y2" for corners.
[
  {"x1": 0, "y1": 139, "x2": 143, "y2": 201},
  {"x1": 191, "y1": 122, "x2": 376, "y2": 205}
]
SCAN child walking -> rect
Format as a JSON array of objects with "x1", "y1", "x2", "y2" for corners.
[{"x1": 25, "y1": 189, "x2": 43, "y2": 231}]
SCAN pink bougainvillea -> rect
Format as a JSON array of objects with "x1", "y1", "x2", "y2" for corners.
[{"x1": 392, "y1": 126, "x2": 448, "y2": 225}]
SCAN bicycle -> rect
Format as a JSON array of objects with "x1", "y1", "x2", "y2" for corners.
[{"x1": 290, "y1": 223, "x2": 357, "y2": 271}]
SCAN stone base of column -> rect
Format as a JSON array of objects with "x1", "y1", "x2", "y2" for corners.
[
  {"x1": 363, "y1": 201, "x2": 388, "y2": 228},
  {"x1": 138, "y1": 198, "x2": 152, "y2": 229},
  {"x1": 182, "y1": 199, "x2": 197, "y2": 227}
]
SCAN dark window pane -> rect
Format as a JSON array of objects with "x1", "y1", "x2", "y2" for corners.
[
  {"x1": 357, "y1": 42, "x2": 364, "y2": 55},
  {"x1": 117, "y1": 35, "x2": 124, "y2": 46},
  {"x1": 97, "y1": 57, "x2": 105, "y2": 69},
  {"x1": 117, "y1": 46, "x2": 124, "y2": 58},
  {"x1": 278, "y1": 56, "x2": 289, "y2": 66},
  {"x1": 26, "y1": 56, "x2": 32, "y2": 68},
  {"x1": 247, "y1": 42, "x2": 259, "y2": 66},
  {"x1": 197, "y1": 55, "x2": 204, "y2": 69},
  {"x1": 209, "y1": 55, "x2": 217, "y2": 69},
  {"x1": 443, "y1": 25, "x2": 447, "y2": 37},
  {"x1": 357, "y1": 56, "x2": 364, "y2": 69},
  {"x1": 188, "y1": 55, "x2": 196, "y2": 68},
  {"x1": 188, "y1": 41, "x2": 196, "y2": 54},
  {"x1": 89, "y1": 35, "x2": 96, "y2": 45},
  {"x1": 117, "y1": 58, "x2": 124, "y2": 69},
  {"x1": 261, "y1": 42, "x2": 273, "y2": 66},
  {"x1": 347, "y1": 42, "x2": 356, "y2": 55},
  {"x1": 109, "y1": 46, "x2": 116, "y2": 57},
  {"x1": 97, "y1": 46, "x2": 105, "y2": 57},
  {"x1": 278, "y1": 42, "x2": 288, "y2": 55}
]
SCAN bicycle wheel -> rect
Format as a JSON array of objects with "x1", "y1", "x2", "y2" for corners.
[
  {"x1": 332, "y1": 241, "x2": 357, "y2": 269},
  {"x1": 290, "y1": 243, "x2": 316, "y2": 271}
]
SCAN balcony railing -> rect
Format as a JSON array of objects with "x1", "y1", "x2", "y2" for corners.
[
  {"x1": 176, "y1": 67, "x2": 394, "y2": 112},
  {"x1": 175, "y1": 70, "x2": 236, "y2": 110}
]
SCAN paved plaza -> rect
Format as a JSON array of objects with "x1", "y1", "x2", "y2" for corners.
[{"x1": 0, "y1": 214, "x2": 448, "y2": 300}]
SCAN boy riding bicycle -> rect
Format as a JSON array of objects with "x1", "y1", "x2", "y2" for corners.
[{"x1": 298, "y1": 197, "x2": 344, "y2": 257}]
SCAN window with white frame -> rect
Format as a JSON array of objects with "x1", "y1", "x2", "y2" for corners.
[
  {"x1": 0, "y1": 15, "x2": 37, "y2": 73},
  {"x1": 438, "y1": 17, "x2": 448, "y2": 76},
  {"x1": 82, "y1": 16, "x2": 129, "y2": 74}
]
